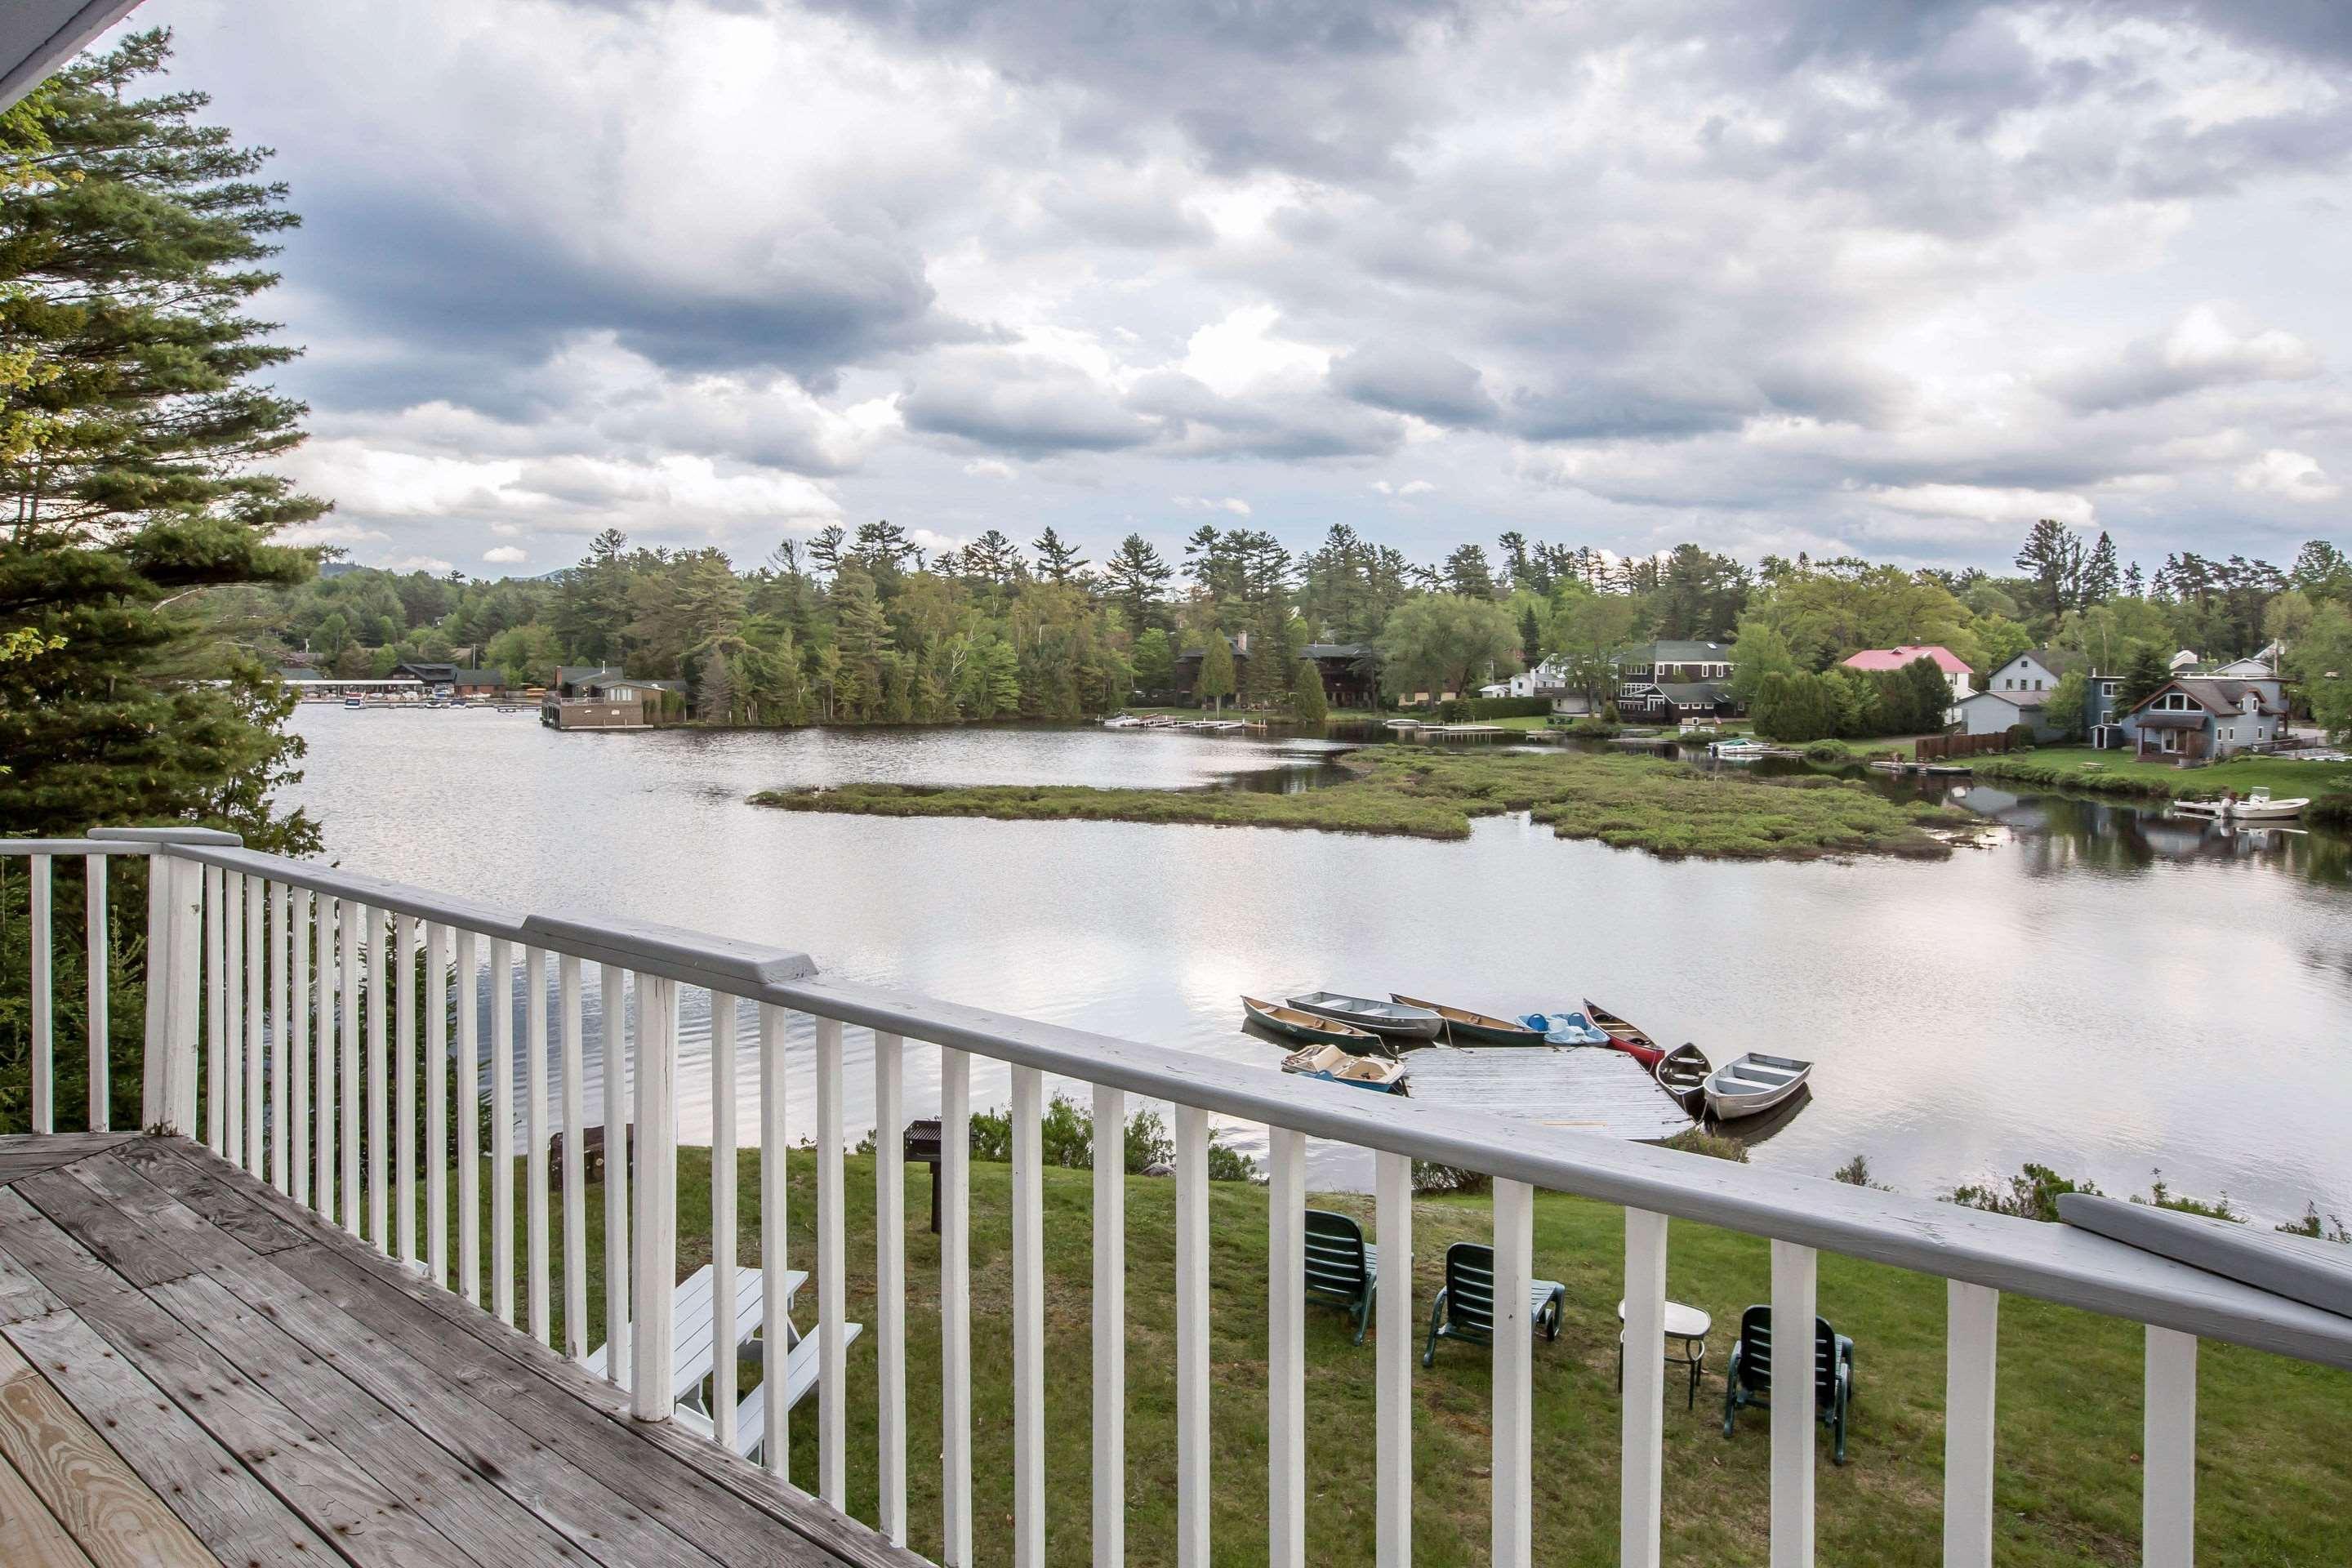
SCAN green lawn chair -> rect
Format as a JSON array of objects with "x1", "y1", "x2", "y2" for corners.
[
  {"x1": 1721, "y1": 1304, "x2": 1857, "y2": 1464},
  {"x1": 1421, "y1": 1241, "x2": 1566, "y2": 1366},
  {"x1": 1304, "y1": 1209, "x2": 1379, "y2": 1344}
]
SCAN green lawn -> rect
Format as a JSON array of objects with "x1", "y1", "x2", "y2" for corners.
[
  {"x1": 439, "y1": 1148, "x2": 2350, "y2": 1568},
  {"x1": 1974, "y1": 746, "x2": 2352, "y2": 800},
  {"x1": 751, "y1": 745, "x2": 1974, "y2": 859}
]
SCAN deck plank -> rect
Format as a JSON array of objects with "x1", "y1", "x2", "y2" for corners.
[
  {"x1": 112, "y1": 1139, "x2": 313, "y2": 1256},
  {"x1": 0, "y1": 1447, "x2": 100, "y2": 1568},
  {"x1": 5, "y1": 1166, "x2": 217, "y2": 1290},
  {"x1": 140, "y1": 1134, "x2": 918, "y2": 1568},
  {"x1": 0, "y1": 1174, "x2": 485, "y2": 1567},
  {"x1": 2, "y1": 1308, "x2": 330, "y2": 1566},
  {"x1": 0, "y1": 1336, "x2": 212, "y2": 1568},
  {"x1": 145, "y1": 1272, "x2": 599, "y2": 1568}
]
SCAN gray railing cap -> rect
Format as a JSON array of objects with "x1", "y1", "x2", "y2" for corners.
[
  {"x1": 520, "y1": 911, "x2": 816, "y2": 993},
  {"x1": 88, "y1": 826, "x2": 244, "y2": 847},
  {"x1": 2060, "y1": 1192, "x2": 2352, "y2": 1322}
]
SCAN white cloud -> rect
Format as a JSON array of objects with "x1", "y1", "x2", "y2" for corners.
[
  {"x1": 1179, "y1": 306, "x2": 1329, "y2": 399},
  {"x1": 1172, "y1": 495, "x2": 1253, "y2": 515},
  {"x1": 1868, "y1": 484, "x2": 2096, "y2": 532},
  {"x1": 2234, "y1": 449, "x2": 2341, "y2": 502},
  {"x1": 963, "y1": 459, "x2": 1017, "y2": 479},
  {"x1": 384, "y1": 555, "x2": 454, "y2": 573},
  {"x1": 483, "y1": 545, "x2": 528, "y2": 564}
]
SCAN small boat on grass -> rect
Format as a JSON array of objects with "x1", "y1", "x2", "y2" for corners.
[
  {"x1": 1583, "y1": 998, "x2": 1668, "y2": 1067},
  {"x1": 1286, "y1": 991, "x2": 1442, "y2": 1043},
  {"x1": 1701, "y1": 1054, "x2": 1813, "y2": 1120},
  {"x1": 1389, "y1": 994, "x2": 1545, "y2": 1045},
  {"x1": 1241, "y1": 996, "x2": 1386, "y2": 1053},
  {"x1": 1280, "y1": 1042, "x2": 1410, "y2": 1094},
  {"x1": 1519, "y1": 1011, "x2": 1611, "y2": 1045}
]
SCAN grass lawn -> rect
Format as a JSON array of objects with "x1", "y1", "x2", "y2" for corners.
[
  {"x1": 751, "y1": 746, "x2": 1975, "y2": 859},
  {"x1": 455, "y1": 1148, "x2": 2350, "y2": 1568},
  {"x1": 1974, "y1": 746, "x2": 2352, "y2": 800}
]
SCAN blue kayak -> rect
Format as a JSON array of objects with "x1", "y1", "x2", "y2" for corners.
[{"x1": 1521, "y1": 1011, "x2": 1611, "y2": 1046}]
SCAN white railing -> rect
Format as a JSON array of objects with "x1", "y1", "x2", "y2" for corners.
[{"x1": 7, "y1": 826, "x2": 2352, "y2": 1568}]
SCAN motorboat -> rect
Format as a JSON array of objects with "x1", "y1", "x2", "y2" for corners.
[{"x1": 2230, "y1": 786, "x2": 2309, "y2": 820}]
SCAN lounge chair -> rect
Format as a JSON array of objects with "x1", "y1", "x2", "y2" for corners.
[
  {"x1": 1421, "y1": 1241, "x2": 1566, "y2": 1366},
  {"x1": 1720, "y1": 1304, "x2": 1856, "y2": 1464},
  {"x1": 587, "y1": 1263, "x2": 862, "y2": 1463},
  {"x1": 1303, "y1": 1209, "x2": 1379, "y2": 1344}
]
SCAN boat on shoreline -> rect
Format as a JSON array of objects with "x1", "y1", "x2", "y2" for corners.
[
  {"x1": 1286, "y1": 991, "x2": 1443, "y2": 1042},
  {"x1": 1388, "y1": 994, "x2": 1545, "y2": 1045},
  {"x1": 1241, "y1": 996, "x2": 1387, "y2": 1052},
  {"x1": 1583, "y1": 997, "x2": 1668, "y2": 1067},
  {"x1": 1280, "y1": 1042, "x2": 1410, "y2": 1094},
  {"x1": 1701, "y1": 1053, "x2": 1813, "y2": 1120},
  {"x1": 1520, "y1": 1010, "x2": 1612, "y2": 1045}
]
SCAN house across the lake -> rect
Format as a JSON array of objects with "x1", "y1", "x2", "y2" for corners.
[
  {"x1": 1838, "y1": 644, "x2": 1974, "y2": 700},
  {"x1": 393, "y1": 660, "x2": 507, "y2": 698},
  {"x1": 2104, "y1": 675, "x2": 2287, "y2": 760},
  {"x1": 1165, "y1": 638, "x2": 1380, "y2": 708},
  {"x1": 1612, "y1": 639, "x2": 1740, "y2": 725},
  {"x1": 541, "y1": 666, "x2": 688, "y2": 729}
]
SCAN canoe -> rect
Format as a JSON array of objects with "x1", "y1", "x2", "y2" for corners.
[
  {"x1": 1701, "y1": 1053, "x2": 1814, "y2": 1121},
  {"x1": 1286, "y1": 991, "x2": 1443, "y2": 1042},
  {"x1": 1241, "y1": 996, "x2": 1386, "y2": 1053},
  {"x1": 1582, "y1": 998, "x2": 1666, "y2": 1068},
  {"x1": 1280, "y1": 1042, "x2": 1410, "y2": 1094},
  {"x1": 1389, "y1": 994, "x2": 1545, "y2": 1045}
]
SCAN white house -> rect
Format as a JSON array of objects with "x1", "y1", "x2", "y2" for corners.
[{"x1": 1955, "y1": 648, "x2": 2084, "y2": 740}]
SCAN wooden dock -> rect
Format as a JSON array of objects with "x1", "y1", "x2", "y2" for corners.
[
  {"x1": 0, "y1": 1133, "x2": 895, "y2": 1568},
  {"x1": 1405, "y1": 1045, "x2": 1695, "y2": 1141}
]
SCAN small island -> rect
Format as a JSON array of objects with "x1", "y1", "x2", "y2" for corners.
[{"x1": 750, "y1": 746, "x2": 1976, "y2": 860}]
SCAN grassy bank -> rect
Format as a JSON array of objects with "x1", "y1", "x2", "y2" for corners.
[
  {"x1": 751, "y1": 746, "x2": 1974, "y2": 859},
  {"x1": 1973, "y1": 746, "x2": 2352, "y2": 800},
  {"x1": 470, "y1": 1148, "x2": 2349, "y2": 1567}
]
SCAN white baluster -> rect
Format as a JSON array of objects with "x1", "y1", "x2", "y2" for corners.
[
  {"x1": 526, "y1": 946, "x2": 550, "y2": 1343},
  {"x1": 604, "y1": 964, "x2": 631, "y2": 1389},
  {"x1": 339, "y1": 901, "x2": 360, "y2": 1234},
  {"x1": 816, "y1": 1015, "x2": 846, "y2": 1508},
  {"x1": 244, "y1": 874, "x2": 265, "y2": 1175},
  {"x1": 205, "y1": 865, "x2": 225, "y2": 1153},
  {"x1": 1174, "y1": 1103, "x2": 1209, "y2": 1568},
  {"x1": 315, "y1": 896, "x2": 336, "y2": 1219},
  {"x1": 426, "y1": 922, "x2": 448, "y2": 1287},
  {"x1": 710, "y1": 993, "x2": 737, "y2": 1447},
  {"x1": 1091, "y1": 1083, "x2": 1125, "y2": 1568},
  {"x1": 630, "y1": 973, "x2": 678, "y2": 1423},
  {"x1": 29, "y1": 853, "x2": 51, "y2": 1134},
  {"x1": 491, "y1": 937, "x2": 514, "y2": 1324},
  {"x1": 757, "y1": 1002, "x2": 784, "y2": 1471},
  {"x1": 560, "y1": 954, "x2": 586, "y2": 1360},
  {"x1": 367, "y1": 902, "x2": 387, "y2": 1250},
  {"x1": 396, "y1": 914, "x2": 417, "y2": 1263},
  {"x1": 290, "y1": 889, "x2": 310, "y2": 1209},
  {"x1": 2144, "y1": 1326, "x2": 2197, "y2": 1568},
  {"x1": 83, "y1": 855, "x2": 107, "y2": 1132},
  {"x1": 457, "y1": 929, "x2": 480, "y2": 1307},
  {"x1": 270, "y1": 884, "x2": 290, "y2": 1191},
  {"x1": 1944, "y1": 1282, "x2": 1998, "y2": 1568},
  {"x1": 875, "y1": 1031, "x2": 906, "y2": 1542},
  {"x1": 940, "y1": 1045, "x2": 973, "y2": 1566},
  {"x1": 1270, "y1": 1127, "x2": 1306, "y2": 1568},
  {"x1": 1376, "y1": 1151, "x2": 1412, "y2": 1568},
  {"x1": 225, "y1": 871, "x2": 243, "y2": 1164},
  {"x1": 1621, "y1": 1209, "x2": 1668, "y2": 1568},
  {"x1": 1771, "y1": 1240, "x2": 1818, "y2": 1568},
  {"x1": 164, "y1": 854, "x2": 205, "y2": 1136},
  {"x1": 1011, "y1": 1065, "x2": 1045, "y2": 1568},
  {"x1": 1492, "y1": 1178, "x2": 1533, "y2": 1568}
]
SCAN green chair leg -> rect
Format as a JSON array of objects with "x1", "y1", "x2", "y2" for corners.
[{"x1": 1422, "y1": 1288, "x2": 1446, "y2": 1368}]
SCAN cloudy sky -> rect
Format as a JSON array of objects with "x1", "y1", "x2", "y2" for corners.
[{"x1": 123, "y1": 0, "x2": 2352, "y2": 580}]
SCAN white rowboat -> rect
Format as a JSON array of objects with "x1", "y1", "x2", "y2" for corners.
[{"x1": 1701, "y1": 1053, "x2": 1813, "y2": 1120}]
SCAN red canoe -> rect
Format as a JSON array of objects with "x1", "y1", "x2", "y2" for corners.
[{"x1": 1582, "y1": 998, "x2": 1666, "y2": 1068}]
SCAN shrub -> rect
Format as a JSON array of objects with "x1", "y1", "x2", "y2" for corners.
[
  {"x1": 1461, "y1": 695, "x2": 1552, "y2": 719},
  {"x1": 1949, "y1": 1162, "x2": 2099, "y2": 1222},
  {"x1": 1661, "y1": 1128, "x2": 1748, "y2": 1161},
  {"x1": 1435, "y1": 697, "x2": 1476, "y2": 722},
  {"x1": 1411, "y1": 1160, "x2": 1491, "y2": 1195},
  {"x1": 2307, "y1": 794, "x2": 2352, "y2": 829},
  {"x1": 1559, "y1": 716, "x2": 1620, "y2": 738},
  {"x1": 968, "y1": 1094, "x2": 1182, "y2": 1174},
  {"x1": 2278, "y1": 1203, "x2": 2351, "y2": 1244},
  {"x1": 1803, "y1": 738, "x2": 1852, "y2": 764},
  {"x1": 1831, "y1": 1153, "x2": 1890, "y2": 1189},
  {"x1": 1206, "y1": 1136, "x2": 1260, "y2": 1183},
  {"x1": 2137, "y1": 1170, "x2": 2241, "y2": 1223}
]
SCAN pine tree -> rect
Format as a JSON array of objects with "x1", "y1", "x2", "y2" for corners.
[
  {"x1": 1032, "y1": 527, "x2": 1087, "y2": 583},
  {"x1": 697, "y1": 648, "x2": 736, "y2": 724},
  {"x1": 1, "y1": 32, "x2": 322, "y2": 847},
  {"x1": 2117, "y1": 644, "x2": 2169, "y2": 711},
  {"x1": 1518, "y1": 604, "x2": 1543, "y2": 670},
  {"x1": 1102, "y1": 533, "x2": 1172, "y2": 632},
  {"x1": 1288, "y1": 657, "x2": 1328, "y2": 724},
  {"x1": 2082, "y1": 532, "x2": 2120, "y2": 604},
  {"x1": 1131, "y1": 627, "x2": 1174, "y2": 694}
]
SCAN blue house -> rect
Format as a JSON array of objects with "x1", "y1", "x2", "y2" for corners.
[{"x1": 2105, "y1": 676, "x2": 2287, "y2": 760}]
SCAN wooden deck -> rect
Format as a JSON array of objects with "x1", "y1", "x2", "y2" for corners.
[{"x1": 0, "y1": 1133, "x2": 906, "y2": 1568}]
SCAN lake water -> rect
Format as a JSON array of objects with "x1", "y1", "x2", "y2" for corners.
[{"x1": 284, "y1": 706, "x2": 2352, "y2": 1224}]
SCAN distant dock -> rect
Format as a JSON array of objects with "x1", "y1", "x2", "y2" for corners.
[{"x1": 1406, "y1": 1043, "x2": 1695, "y2": 1141}]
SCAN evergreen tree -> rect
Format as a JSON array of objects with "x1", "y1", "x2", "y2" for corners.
[
  {"x1": 1031, "y1": 526, "x2": 1087, "y2": 583},
  {"x1": 1102, "y1": 533, "x2": 1171, "y2": 631},
  {"x1": 1, "y1": 32, "x2": 322, "y2": 847},
  {"x1": 2015, "y1": 519, "x2": 2086, "y2": 621},
  {"x1": 697, "y1": 648, "x2": 736, "y2": 724},
  {"x1": 1517, "y1": 604, "x2": 1543, "y2": 670},
  {"x1": 2082, "y1": 531, "x2": 2120, "y2": 604},
  {"x1": 1241, "y1": 598, "x2": 1290, "y2": 706},
  {"x1": 1444, "y1": 543, "x2": 1495, "y2": 598},
  {"x1": 1195, "y1": 633, "x2": 1235, "y2": 712},
  {"x1": 1130, "y1": 627, "x2": 1174, "y2": 695},
  {"x1": 830, "y1": 565, "x2": 893, "y2": 719},
  {"x1": 2116, "y1": 644, "x2": 2169, "y2": 711},
  {"x1": 1288, "y1": 657, "x2": 1328, "y2": 724},
  {"x1": 1901, "y1": 655, "x2": 1955, "y2": 733}
]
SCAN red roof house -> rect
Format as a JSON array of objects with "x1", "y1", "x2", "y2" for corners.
[{"x1": 1838, "y1": 644, "x2": 1974, "y2": 697}]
